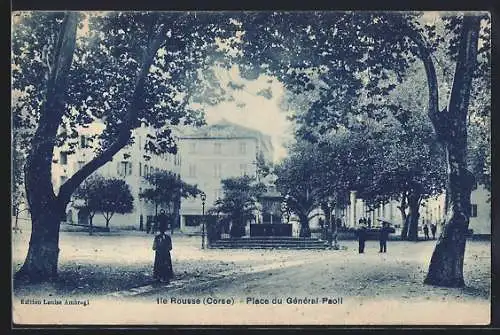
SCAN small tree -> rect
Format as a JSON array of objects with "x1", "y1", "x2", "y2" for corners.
[
  {"x1": 140, "y1": 170, "x2": 200, "y2": 229},
  {"x1": 96, "y1": 178, "x2": 134, "y2": 228},
  {"x1": 210, "y1": 175, "x2": 266, "y2": 238},
  {"x1": 73, "y1": 174, "x2": 105, "y2": 235}
]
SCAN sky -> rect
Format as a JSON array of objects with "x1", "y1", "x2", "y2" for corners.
[
  {"x1": 74, "y1": 14, "x2": 293, "y2": 163},
  {"x1": 15, "y1": 11, "x2": 490, "y2": 164},
  {"x1": 202, "y1": 65, "x2": 293, "y2": 163}
]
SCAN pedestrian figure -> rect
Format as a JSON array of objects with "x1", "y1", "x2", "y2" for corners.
[
  {"x1": 152, "y1": 219, "x2": 158, "y2": 235},
  {"x1": 357, "y1": 225, "x2": 367, "y2": 254},
  {"x1": 431, "y1": 223, "x2": 437, "y2": 240},
  {"x1": 367, "y1": 217, "x2": 372, "y2": 228},
  {"x1": 146, "y1": 217, "x2": 152, "y2": 234},
  {"x1": 152, "y1": 220, "x2": 174, "y2": 283},
  {"x1": 379, "y1": 222, "x2": 390, "y2": 253},
  {"x1": 423, "y1": 224, "x2": 430, "y2": 240}
]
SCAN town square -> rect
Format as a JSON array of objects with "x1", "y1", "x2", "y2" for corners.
[{"x1": 11, "y1": 10, "x2": 491, "y2": 325}]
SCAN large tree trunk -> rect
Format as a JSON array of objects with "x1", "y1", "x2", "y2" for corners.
[
  {"x1": 422, "y1": 15, "x2": 481, "y2": 287},
  {"x1": 406, "y1": 192, "x2": 421, "y2": 241},
  {"x1": 332, "y1": 201, "x2": 341, "y2": 249},
  {"x1": 298, "y1": 212, "x2": 311, "y2": 237},
  {"x1": 398, "y1": 193, "x2": 408, "y2": 240},
  {"x1": 319, "y1": 202, "x2": 329, "y2": 240},
  {"x1": 16, "y1": 13, "x2": 168, "y2": 282},
  {"x1": 15, "y1": 194, "x2": 64, "y2": 282},
  {"x1": 15, "y1": 13, "x2": 79, "y2": 282}
]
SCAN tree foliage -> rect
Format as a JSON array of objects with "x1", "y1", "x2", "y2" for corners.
[
  {"x1": 12, "y1": 11, "x2": 235, "y2": 281},
  {"x1": 72, "y1": 174, "x2": 104, "y2": 233},
  {"x1": 139, "y1": 170, "x2": 200, "y2": 211},
  {"x1": 100, "y1": 177, "x2": 134, "y2": 227},
  {"x1": 74, "y1": 175, "x2": 134, "y2": 228},
  {"x1": 208, "y1": 175, "x2": 266, "y2": 237}
]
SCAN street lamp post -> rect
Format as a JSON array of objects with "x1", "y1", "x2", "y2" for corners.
[{"x1": 201, "y1": 192, "x2": 206, "y2": 250}]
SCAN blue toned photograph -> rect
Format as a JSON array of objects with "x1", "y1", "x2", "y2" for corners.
[{"x1": 11, "y1": 11, "x2": 490, "y2": 325}]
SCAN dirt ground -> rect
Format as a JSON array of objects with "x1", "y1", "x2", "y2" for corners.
[
  {"x1": 12, "y1": 230, "x2": 491, "y2": 325},
  {"x1": 12, "y1": 230, "x2": 314, "y2": 296}
]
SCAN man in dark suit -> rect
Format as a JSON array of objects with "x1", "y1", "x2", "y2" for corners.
[{"x1": 379, "y1": 222, "x2": 391, "y2": 253}]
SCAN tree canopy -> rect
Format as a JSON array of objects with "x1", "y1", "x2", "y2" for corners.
[
  {"x1": 12, "y1": 11, "x2": 490, "y2": 287},
  {"x1": 209, "y1": 175, "x2": 266, "y2": 237},
  {"x1": 139, "y1": 170, "x2": 201, "y2": 211}
]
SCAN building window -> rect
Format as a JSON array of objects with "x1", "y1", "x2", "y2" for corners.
[
  {"x1": 470, "y1": 204, "x2": 478, "y2": 217},
  {"x1": 189, "y1": 164, "x2": 197, "y2": 177},
  {"x1": 214, "y1": 163, "x2": 222, "y2": 178},
  {"x1": 214, "y1": 142, "x2": 222, "y2": 154},
  {"x1": 239, "y1": 142, "x2": 247, "y2": 154},
  {"x1": 189, "y1": 142, "x2": 196, "y2": 154},
  {"x1": 118, "y1": 161, "x2": 132, "y2": 176},
  {"x1": 60, "y1": 152, "x2": 68, "y2": 165},
  {"x1": 139, "y1": 162, "x2": 142, "y2": 176},
  {"x1": 80, "y1": 135, "x2": 87, "y2": 149}
]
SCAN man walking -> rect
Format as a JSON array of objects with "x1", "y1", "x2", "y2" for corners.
[
  {"x1": 430, "y1": 223, "x2": 437, "y2": 240},
  {"x1": 379, "y1": 222, "x2": 390, "y2": 253},
  {"x1": 423, "y1": 224, "x2": 430, "y2": 240}
]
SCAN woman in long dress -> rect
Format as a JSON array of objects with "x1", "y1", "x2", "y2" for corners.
[{"x1": 153, "y1": 220, "x2": 173, "y2": 283}]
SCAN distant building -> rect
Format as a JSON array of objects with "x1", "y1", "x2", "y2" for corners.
[
  {"x1": 344, "y1": 192, "x2": 404, "y2": 229},
  {"x1": 344, "y1": 184, "x2": 490, "y2": 237},
  {"x1": 177, "y1": 119, "x2": 274, "y2": 234},
  {"x1": 421, "y1": 183, "x2": 491, "y2": 237},
  {"x1": 52, "y1": 122, "x2": 180, "y2": 230}
]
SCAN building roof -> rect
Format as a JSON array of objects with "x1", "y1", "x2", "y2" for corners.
[{"x1": 178, "y1": 119, "x2": 274, "y2": 154}]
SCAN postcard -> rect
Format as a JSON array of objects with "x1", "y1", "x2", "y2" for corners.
[{"x1": 11, "y1": 10, "x2": 491, "y2": 326}]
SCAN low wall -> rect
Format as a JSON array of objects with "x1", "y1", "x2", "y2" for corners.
[{"x1": 250, "y1": 224, "x2": 292, "y2": 237}]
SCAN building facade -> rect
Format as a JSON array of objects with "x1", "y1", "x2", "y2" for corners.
[
  {"x1": 420, "y1": 184, "x2": 491, "y2": 236},
  {"x1": 52, "y1": 122, "x2": 180, "y2": 230},
  {"x1": 177, "y1": 120, "x2": 274, "y2": 234},
  {"x1": 344, "y1": 184, "x2": 491, "y2": 237}
]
